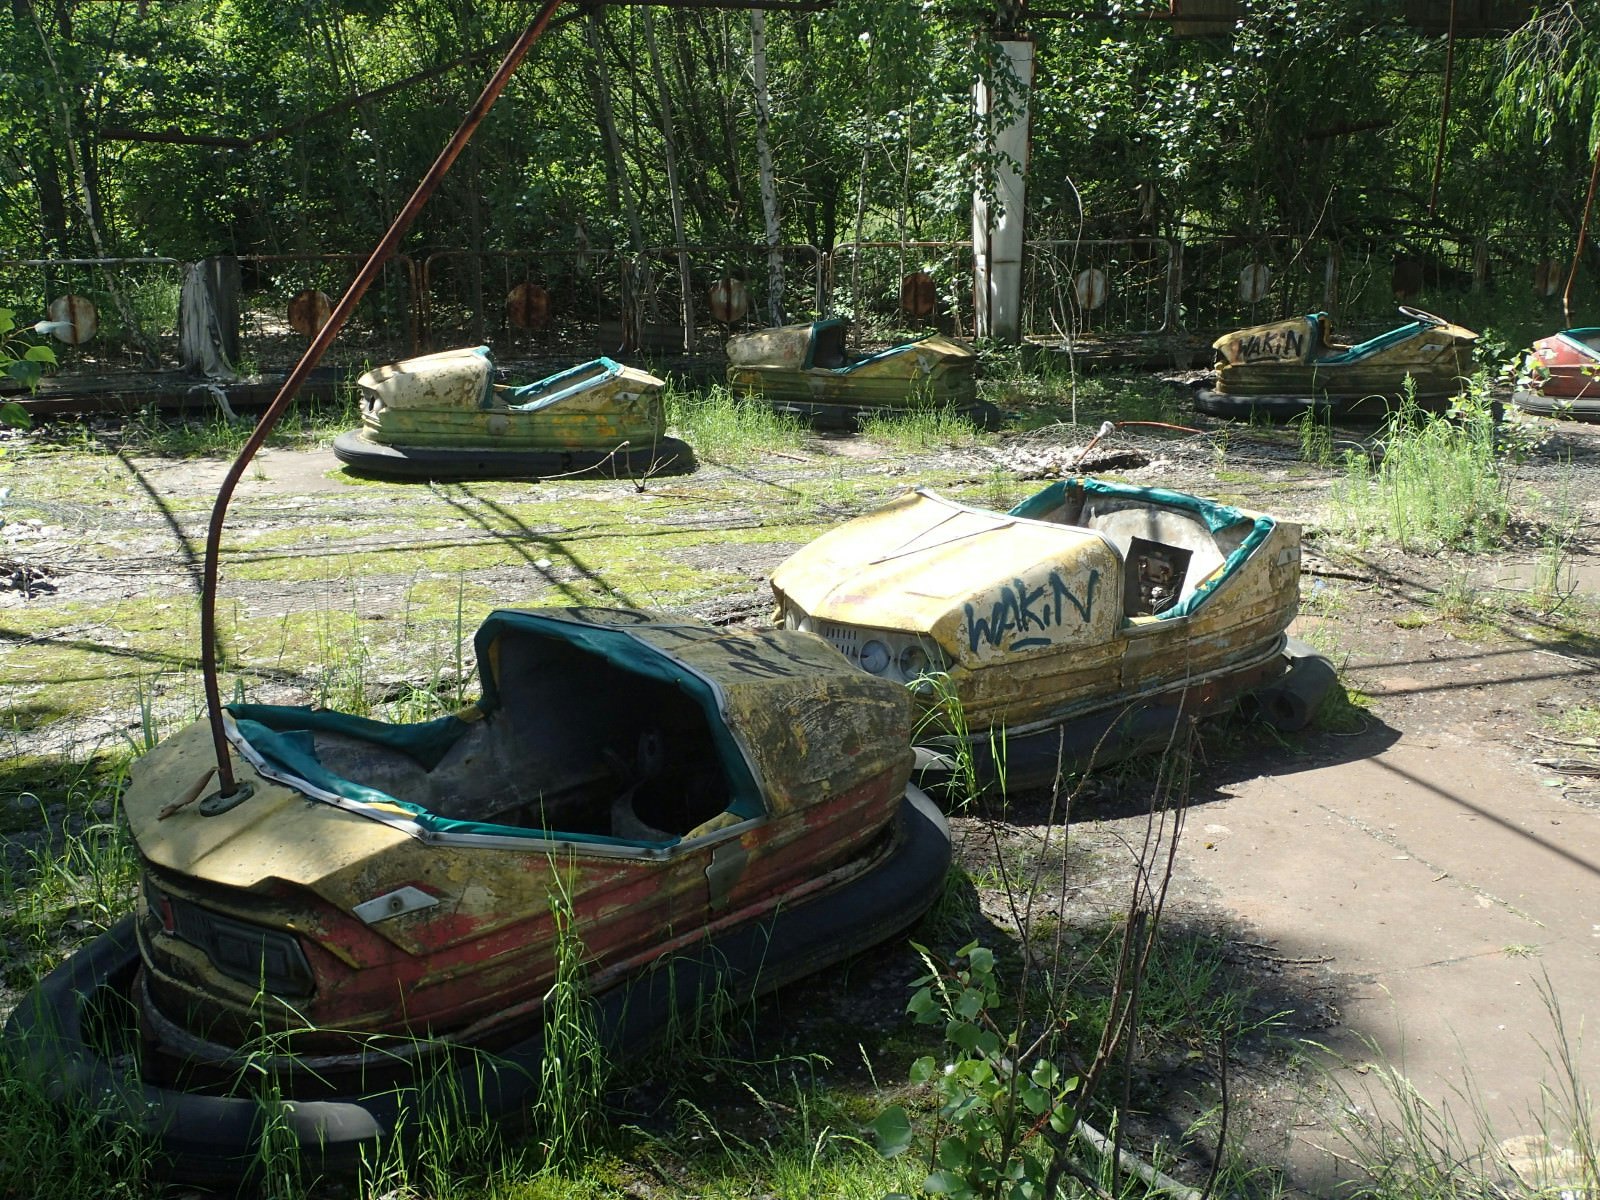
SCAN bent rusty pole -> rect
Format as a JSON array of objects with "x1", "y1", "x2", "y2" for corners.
[
  {"x1": 1565, "y1": 136, "x2": 1600, "y2": 329},
  {"x1": 198, "y1": 0, "x2": 564, "y2": 800}
]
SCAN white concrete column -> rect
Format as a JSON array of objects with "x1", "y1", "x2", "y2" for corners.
[{"x1": 972, "y1": 38, "x2": 1034, "y2": 343}]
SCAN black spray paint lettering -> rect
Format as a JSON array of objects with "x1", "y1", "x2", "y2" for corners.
[
  {"x1": 1235, "y1": 328, "x2": 1304, "y2": 362},
  {"x1": 964, "y1": 569, "x2": 1100, "y2": 653}
]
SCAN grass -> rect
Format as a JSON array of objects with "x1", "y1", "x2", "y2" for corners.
[
  {"x1": 1330, "y1": 393, "x2": 1509, "y2": 554},
  {"x1": 664, "y1": 382, "x2": 807, "y2": 462},
  {"x1": 858, "y1": 404, "x2": 984, "y2": 451}
]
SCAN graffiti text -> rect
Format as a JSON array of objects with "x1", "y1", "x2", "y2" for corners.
[{"x1": 964, "y1": 570, "x2": 1100, "y2": 653}]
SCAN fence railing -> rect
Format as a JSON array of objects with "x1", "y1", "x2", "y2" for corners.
[{"x1": 4, "y1": 232, "x2": 1592, "y2": 375}]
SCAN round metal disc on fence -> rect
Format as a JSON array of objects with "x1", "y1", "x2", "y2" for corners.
[
  {"x1": 287, "y1": 288, "x2": 332, "y2": 336},
  {"x1": 708, "y1": 276, "x2": 749, "y2": 324},
  {"x1": 1533, "y1": 258, "x2": 1563, "y2": 298},
  {"x1": 46, "y1": 294, "x2": 97, "y2": 344},
  {"x1": 1237, "y1": 263, "x2": 1272, "y2": 304},
  {"x1": 506, "y1": 282, "x2": 551, "y2": 331},
  {"x1": 1074, "y1": 268, "x2": 1108, "y2": 311},
  {"x1": 900, "y1": 271, "x2": 937, "y2": 318}
]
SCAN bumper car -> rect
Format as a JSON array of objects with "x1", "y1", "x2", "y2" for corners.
[
  {"x1": 1511, "y1": 328, "x2": 1600, "y2": 419},
  {"x1": 332, "y1": 347, "x2": 694, "y2": 479},
  {"x1": 4, "y1": 607, "x2": 948, "y2": 1182},
  {"x1": 771, "y1": 479, "x2": 1333, "y2": 792},
  {"x1": 724, "y1": 317, "x2": 996, "y2": 430},
  {"x1": 1194, "y1": 307, "x2": 1478, "y2": 420}
]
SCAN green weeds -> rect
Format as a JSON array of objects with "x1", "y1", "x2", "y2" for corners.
[
  {"x1": 665, "y1": 383, "x2": 806, "y2": 461},
  {"x1": 1331, "y1": 394, "x2": 1509, "y2": 553},
  {"x1": 859, "y1": 404, "x2": 984, "y2": 452}
]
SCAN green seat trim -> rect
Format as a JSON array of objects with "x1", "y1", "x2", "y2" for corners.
[
  {"x1": 1009, "y1": 478, "x2": 1274, "y2": 620},
  {"x1": 474, "y1": 610, "x2": 765, "y2": 823},
  {"x1": 224, "y1": 608, "x2": 768, "y2": 848}
]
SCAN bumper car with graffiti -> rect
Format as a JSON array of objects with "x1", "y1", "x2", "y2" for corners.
[
  {"x1": 771, "y1": 479, "x2": 1334, "y2": 792},
  {"x1": 1194, "y1": 307, "x2": 1478, "y2": 419},
  {"x1": 1511, "y1": 328, "x2": 1600, "y2": 419},
  {"x1": 333, "y1": 347, "x2": 694, "y2": 479},
  {"x1": 4, "y1": 608, "x2": 948, "y2": 1182},
  {"x1": 725, "y1": 317, "x2": 997, "y2": 429}
]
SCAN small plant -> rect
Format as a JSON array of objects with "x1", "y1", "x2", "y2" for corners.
[
  {"x1": 1331, "y1": 391, "x2": 1509, "y2": 553},
  {"x1": 1292, "y1": 406, "x2": 1333, "y2": 465},
  {"x1": 859, "y1": 402, "x2": 983, "y2": 452},
  {"x1": 665, "y1": 382, "x2": 806, "y2": 461},
  {"x1": 533, "y1": 870, "x2": 608, "y2": 1169},
  {"x1": 912, "y1": 671, "x2": 1007, "y2": 810},
  {"x1": 0, "y1": 307, "x2": 58, "y2": 403},
  {"x1": 872, "y1": 941, "x2": 1080, "y2": 1200}
]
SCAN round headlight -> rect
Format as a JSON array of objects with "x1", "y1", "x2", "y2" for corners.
[
  {"x1": 898, "y1": 644, "x2": 930, "y2": 679},
  {"x1": 859, "y1": 640, "x2": 891, "y2": 674}
]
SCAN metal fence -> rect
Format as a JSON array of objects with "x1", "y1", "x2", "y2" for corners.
[
  {"x1": 1022, "y1": 238, "x2": 1178, "y2": 340},
  {"x1": 5, "y1": 231, "x2": 1594, "y2": 378}
]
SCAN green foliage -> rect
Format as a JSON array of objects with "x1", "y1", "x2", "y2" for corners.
[
  {"x1": 1, "y1": 308, "x2": 56, "y2": 404},
  {"x1": 860, "y1": 405, "x2": 984, "y2": 452},
  {"x1": 874, "y1": 942, "x2": 1079, "y2": 1200},
  {"x1": 666, "y1": 383, "x2": 807, "y2": 461},
  {"x1": 1331, "y1": 391, "x2": 1510, "y2": 553}
]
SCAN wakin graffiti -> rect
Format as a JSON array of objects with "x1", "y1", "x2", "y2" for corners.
[{"x1": 964, "y1": 569, "x2": 1100, "y2": 652}]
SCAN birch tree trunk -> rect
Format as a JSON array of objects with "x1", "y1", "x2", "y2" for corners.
[
  {"x1": 586, "y1": 9, "x2": 645, "y2": 253},
  {"x1": 642, "y1": 5, "x2": 695, "y2": 351},
  {"x1": 750, "y1": 10, "x2": 785, "y2": 326}
]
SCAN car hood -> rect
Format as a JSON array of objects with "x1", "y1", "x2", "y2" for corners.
[{"x1": 772, "y1": 489, "x2": 1122, "y2": 660}]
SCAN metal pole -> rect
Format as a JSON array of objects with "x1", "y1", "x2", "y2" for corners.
[{"x1": 197, "y1": 0, "x2": 564, "y2": 801}]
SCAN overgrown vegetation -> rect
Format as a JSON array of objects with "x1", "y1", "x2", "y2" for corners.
[
  {"x1": 1331, "y1": 393, "x2": 1510, "y2": 552},
  {"x1": 665, "y1": 384, "x2": 808, "y2": 462}
]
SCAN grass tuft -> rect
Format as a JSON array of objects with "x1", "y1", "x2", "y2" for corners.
[
  {"x1": 1331, "y1": 394, "x2": 1509, "y2": 553},
  {"x1": 665, "y1": 383, "x2": 806, "y2": 461}
]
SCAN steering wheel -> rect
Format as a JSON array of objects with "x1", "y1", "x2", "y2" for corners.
[{"x1": 1397, "y1": 305, "x2": 1447, "y2": 327}]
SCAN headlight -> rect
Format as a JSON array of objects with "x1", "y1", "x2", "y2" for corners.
[
  {"x1": 859, "y1": 640, "x2": 891, "y2": 674},
  {"x1": 899, "y1": 644, "x2": 930, "y2": 678}
]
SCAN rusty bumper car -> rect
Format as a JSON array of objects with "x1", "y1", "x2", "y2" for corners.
[
  {"x1": 333, "y1": 347, "x2": 694, "y2": 479},
  {"x1": 1194, "y1": 307, "x2": 1477, "y2": 420},
  {"x1": 771, "y1": 479, "x2": 1333, "y2": 792},
  {"x1": 4, "y1": 608, "x2": 947, "y2": 1182},
  {"x1": 725, "y1": 317, "x2": 997, "y2": 429},
  {"x1": 1511, "y1": 328, "x2": 1600, "y2": 419}
]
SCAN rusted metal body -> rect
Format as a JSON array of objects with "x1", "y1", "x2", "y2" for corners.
[
  {"x1": 725, "y1": 317, "x2": 993, "y2": 428},
  {"x1": 772, "y1": 479, "x2": 1318, "y2": 788},
  {"x1": 1512, "y1": 328, "x2": 1600, "y2": 420},
  {"x1": 332, "y1": 347, "x2": 692, "y2": 478},
  {"x1": 131, "y1": 609, "x2": 912, "y2": 1040},
  {"x1": 6, "y1": 607, "x2": 950, "y2": 1179},
  {"x1": 1196, "y1": 306, "x2": 1478, "y2": 420}
]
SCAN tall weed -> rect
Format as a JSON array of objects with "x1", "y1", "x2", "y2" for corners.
[
  {"x1": 665, "y1": 383, "x2": 806, "y2": 461},
  {"x1": 1332, "y1": 393, "x2": 1508, "y2": 552}
]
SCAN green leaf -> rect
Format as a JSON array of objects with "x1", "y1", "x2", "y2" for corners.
[
  {"x1": 869, "y1": 1105, "x2": 914, "y2": 1158},
  {"x1": 23, "y1": 344, "x2": 55, "y2": 363},
  {"x1": 954, "y1": 987, "x2": 984, "y2": 1019},
  {"x1": 936, "y1": 1135, "x2": 969, "y2": 1169},
  {"x1": 6, "y1": 360, "x2": 42, "y2": 387},
  {"x1": 966, "y1": 945, "x2": 994, "y2": 974},
  {"x1": 908, "y1": 985, "x2": 936, "y2": 1019},
  {"x1": 909, "y1": 1055, "x2": 937, "y2": 1084},
  {"x1": 924, "y1": 1169, "x2": 961, "y2": 1195},
  {"x1": 1019, "y1": 1082, "x2": 1049, "y2": 1114},
  {"x1": 1029, "y1": 1059, "x2": 1059, "y2": 1089},
  {"x1": 0, "y1": 309, "x2": 14, "y2": 335},
  {"x1": 0, "y1": 401, "x2": 30, "y2": 430}
]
